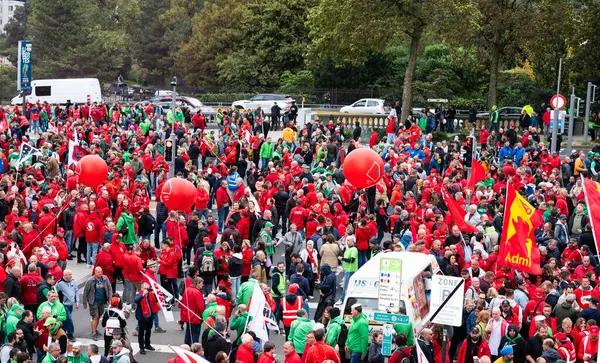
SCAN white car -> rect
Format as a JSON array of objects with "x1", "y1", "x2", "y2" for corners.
[
  {"x1": 232, "y1": 94, "x2": 294, "y2": 111},
  {"x1": 340, "y1": 98, "x2": 388, "y2": 114}
]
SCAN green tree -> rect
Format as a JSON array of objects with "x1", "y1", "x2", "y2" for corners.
[
  {"x1": 217, "y1": 0, "x2": 317, "y2": 88},
  {"x1": 126, "y1": 0, "x2": 171, "y2": 77},
  {"x1": 2, "y1": 3, "x2": 27, "y2": 65},
  {"x1": 308, "y1": 0, "x2": 443, "y2": 121},
  {"x1": 177, "y1": 0, "x2": 250, "y2": 87}
]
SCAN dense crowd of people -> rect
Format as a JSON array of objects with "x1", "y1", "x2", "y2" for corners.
[{"x1": 0, "y1": 98, "x2": 596, "y2": 363}]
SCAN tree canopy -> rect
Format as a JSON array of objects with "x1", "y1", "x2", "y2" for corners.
[{"x1": 1, "y1": 0, "x2": 598, "y2": 111}]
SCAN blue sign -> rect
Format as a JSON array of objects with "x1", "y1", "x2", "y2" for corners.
[
  {"x1": 382, "y1": 324, "x2": 394, "y2": 356},
  {"x1": 17, "y1": 40, "x2": 32, "y2": 92},
  {"x1": 373, "y1": 312, "x2": 409, "y2": 324}
]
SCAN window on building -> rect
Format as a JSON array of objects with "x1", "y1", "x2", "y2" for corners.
[{"x1": 8, "y1": 6, "x2": 13, "y2": 11}]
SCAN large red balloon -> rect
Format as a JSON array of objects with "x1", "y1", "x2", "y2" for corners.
[
  {"x1": 160, "y1": 178, "x2": 198, "y2": 211},
  {"x1": 343, "y1": 148, "x2": 384, "y2": 189},
  {"x1": 76, "y1": 155, "x2": 108, "y2": 188}
]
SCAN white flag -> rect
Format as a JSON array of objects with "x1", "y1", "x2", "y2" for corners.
[
  {"x1": 18, "y1": 142, "x2": 42, "y2": 163},
  {"x1": 247, "y1": 283, "x2": 269, "y2": 343},
  {"x1": 141, "y1": 271, "x2": 174, "y2": 322},
  {"x1": 171, "y1": 346, "x2": 209, "y2": 363}
]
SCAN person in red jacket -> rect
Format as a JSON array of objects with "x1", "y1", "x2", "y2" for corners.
[
  {"x1": 241, "y1": 240, "x2": 254, "y2": 283},
  {"x1": 179, "y1": 276, "x2": 205, "y2": 346},
  {"x1": 158, "y1": 239, "x2": 179, "y2": 298},
  {"x1": 73, "y1": 204, "x2": 89, "y2": 264},
  {"x1": 93, "y1": 243, "x2": 115, "y2": 284},
  {"x1": 195, "y1": 186, "x2": 210, "y2": 218},
  {"x1": 304, "y1": 328, "x2": 340, "y2": 363},
  {"x1": 22, "y1": 223, "x2": 41, "y2": 259},
  {"x1": 456, "y1": 327, "x2": 490, "y2": 363},
  {"x1": 355, "y1": 219, "x2": 374, "y2": 268},
  {"x1": 85, "y1": 210, "x2": 103, "y2": 268},
  {"x1": 20, "y1": 263, "x2": 42, "y2": 312},
  {"x1": 215, "y1": 180, "x2": 231, "y2": 233},
  {"x1": 37, "y1": 206, "x2": 56, "y2": 240},
  {"x1": 109, "y1": 233, "x2": 126, "y2": 291},
  {"x1": 236, "y1": 334, "x2": 256, "y2": 363},
  {"x1": 123, "y1": 247, "x2": 144, "y2": 305},
  {"x1": 206, "y1": 215, "x2": 219, "y2": 243}
]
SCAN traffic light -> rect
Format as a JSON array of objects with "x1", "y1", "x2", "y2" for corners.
[{"x1": 165, "y1": 140, "x2": 173, "y2": 162}]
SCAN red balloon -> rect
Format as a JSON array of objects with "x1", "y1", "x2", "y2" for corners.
[
  {"x1": 343, "y1": 148, "x2": 384, "y2": 189},
  {"x1": 160, "y1": 178, "x2": 198, "y2": 211},
  {"x1": 76, "y1": 155, "x2": 108, "y2": 188}
]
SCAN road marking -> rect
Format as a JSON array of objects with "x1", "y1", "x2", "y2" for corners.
[{"x1": 76, "y1": 338, "x2": 174, "y2": 355}]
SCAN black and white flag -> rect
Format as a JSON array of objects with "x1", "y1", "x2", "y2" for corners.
[{"x1": 18, "y1": 143, "x2": 43, "y2": 163}]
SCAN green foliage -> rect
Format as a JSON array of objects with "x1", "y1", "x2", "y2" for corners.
[
  {"x1": 449, "y1": 98, "x2": 486, "y2": 110},
  {"x1": 217, "y1": 0, "x2": 316, "y2": 88},
  {"x1": 177, "y1": 0, "x2": 250, "y2": 87},
  {"x1": 279, "y1": 70, "x2": 315, "y2": 94},
  {"x1": 195, "y1": 93, "x2": 256, "y2": 103},
  {"x1": 496, "y1": 73, "x2": 553, "y2": 108},
  {"x1": 0, "y1": 65, "x2": 17, "y2": 101}
]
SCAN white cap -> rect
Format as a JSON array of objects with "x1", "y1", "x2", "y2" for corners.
[
  {"x1": 534, "y1": 315, "x2": 546, "y2": 322},
  {"x1": 72, "y1": 341, "x2": 82, "y2": 348},
  {"x1": 351, "y1": 303, "x2": 362, "y2": 309}
]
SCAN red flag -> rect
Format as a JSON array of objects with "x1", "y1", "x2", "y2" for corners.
[
  {"x1": 581, "y1": 176, "x2": 600, "y2": 254},
  {"x1": 339, "y1": 148, "x2": 345, "y2": 164},
  {"x1": 497, "y1": 182, "x2": 543, "y2": 274},
  {"x1": 441, "y1": 189, "x2": 479, "y2": 234},
  {"x1": 468, "y1": 158, "x2": 486, "y2": 190}
]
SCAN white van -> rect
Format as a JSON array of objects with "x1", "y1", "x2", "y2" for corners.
[
  {"x1": 341, "y1": 252, "x2": 441, "y2": 334},
  {"x1": 11, "y1": 78, "x2": 102, "y2": 105}
]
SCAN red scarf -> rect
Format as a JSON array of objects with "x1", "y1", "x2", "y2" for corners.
[{"x1": 139, "y1": 291, "x2": 160, "y2": 319}]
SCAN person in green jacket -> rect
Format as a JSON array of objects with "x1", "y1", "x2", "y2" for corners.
[
  {"x1": 347, "y1": 304, "x2": 369, "y2": 361},
  {"x1": 140, "y1": 117, "x2": 151, "y2": 135},
  {"x1": 236, "y1": 274, "x2": 259, "y2": 306},
  {"x1": 37, "y1": 291, "x2": 67, "y2": 323},
  {"x1": 229, "y1": 305, "x2": 248, "y2": 346},
  {"x1": 41, "y1": 342, "x2": 61, "y2": 363},
  {"x1": 258, "y1": 222, "x2": 276, "y2": 258},
  {"x1": 116, "y1": 210, "x2": 137, "y2": 245},
  {"x1": 338, "y1": 236, "x2": 358, "y2": 304},
  {"x1": 325, "y1": 307, "x2": 344, "y2": 346},
  {"x1": 259, "y1": 137, "x2": 274, "y2": 168},
  {"x1": 418, "y1": 113, "x2": 427, "y2": 132},
  {"x1": 67, "y1": 342, "x2": 89, "y2": 363},
  {"x1": 4, "y1": 304, "x2": 22, "y2": 338},
  {"x1": 489, "y1": 105, "x2": 500, "y2": 133},
  {"x1": 393, "y1": 307, "x2": 414, "y2": 347},
  {"x1": 288, "y1": 309, "x2": 314, "y2": 355}
]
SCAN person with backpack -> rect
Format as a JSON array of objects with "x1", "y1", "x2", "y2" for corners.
[
  {"x1": 325, "y1": 307, "x2": 348, "y2": 363},
  {"x1": 116, "y1": 208, "x2": 136, "y2": 246},
  {"x1": 197, "y1": 243, "x2": 217, "y2": 296},
  {"x1": 100, "y1": 295, "x2": 127, "y2": 357}
]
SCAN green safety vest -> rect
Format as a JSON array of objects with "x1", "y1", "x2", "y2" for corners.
[
  {"x1": 491, "y1": 110, "x2": 499, "y2": 123},
  {"x1": 271, "y1": 271, "x2": 286, "y2": 298}
]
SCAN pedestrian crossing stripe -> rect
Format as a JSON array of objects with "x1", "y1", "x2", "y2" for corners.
[{"x1": 76, "y1": 338, "x2": 173, "y2": 355}]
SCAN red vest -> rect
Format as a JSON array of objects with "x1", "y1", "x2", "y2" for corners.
[{"x1": 282, "y1": 296, "x2": 303, "y2": 327}]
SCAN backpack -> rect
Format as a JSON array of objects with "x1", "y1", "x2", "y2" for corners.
[
  {"x1": 200, "y1": 255, "x2": 216, "y2": 273},
  {"x1": 105, "y1": 316, "x2": 120, "y2": 336},
  {"x1": 334, "y1": 320, "x2": 349, "y2": 353},
  {"x1": 119, "y1": 222, "x2": 129, "y2": 236}
]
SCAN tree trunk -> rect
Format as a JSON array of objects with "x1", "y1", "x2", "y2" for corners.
[
  {"x1": 400, "y1": 24, "x2": 424, "y2": 123},
  {"x1": 488, "y1": 28, "x2": 501, "y2": 110}
]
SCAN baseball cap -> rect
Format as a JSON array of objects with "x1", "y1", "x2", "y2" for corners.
[
  {"x1": 111, "y1": 340, "x2": 123, "y2": 348},
  {"x1": 554, "y1": 332, "x2": 567, "y2": 342},
  {"x1": 44, "y1": 317, "x2": 57, "y2": 327},
  {"x1": 501, "y1": 300, "x2": 511, "y2": 307},
  {"x1": 470, "y1": 327, "x2": 480, "y2": 334},
  {"x1": 516, "y1": 279, "x2": 526, "y2": 286},
  {"x1": 559, "y1": 214, "x2": 567, "y2": 219},
  {"x1": 499, "y1": 345, "x2": 513, "y2": 356},
  {"x1": 589, "y1": 326, "x2": 599, "y2": 336},
  {"x1": 265, "y1": 222, "x2": 274, "y2": 228},
  {"x1": 288, "y1": 284, "x2": 299, "y2": 294}
]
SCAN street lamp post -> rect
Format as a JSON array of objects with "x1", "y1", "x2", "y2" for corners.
[
  {"x1": 168, "y1": 76, "x2": 177, "y2": 178},
  {"x1": 21, "y1": 0, "x2": 28, "y2": 108}
]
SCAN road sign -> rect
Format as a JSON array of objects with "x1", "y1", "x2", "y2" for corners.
[
  {"x1": 382, "y1": 324, "x2": 394, "y2": 356},
  {"x1": 373, "y1": 312, "x2": 409, "y2": 324},
  {"x1": 427, "y1": 98, "x2": 449, "y2": 103},
  {"x1": 17, "y1": 40, "x2": 32, "y2": 92},
  {"x1": 430, "y1": 275, "x2": 465, "y2": 327},
  {"x1": 551, "y1": 94, "x2": 567, "y2": 109},
  {"x1": 378, "y1": 257, "x2": 403, "y2": 311}
]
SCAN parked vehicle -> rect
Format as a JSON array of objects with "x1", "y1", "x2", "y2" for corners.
[
  {"x1": 341, "y1": 252, "x2": 440, "y2": 334},
  {"x1": 232, "y1": 94, "x2": 294, "y2": 111},
  {"x1": 11, "y1": 78, "x2": 102, "y2": 105},
  {"x1": 340, "y1": 98, "x2": 388, "y2": 114},
  {"x1": 153, "y1": 96, "x2": 213, "y2": 115}
]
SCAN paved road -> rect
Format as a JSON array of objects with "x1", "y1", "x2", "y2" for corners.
[{"x1": 69, "y1": 238, "x2": 326, "y2": 362}]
